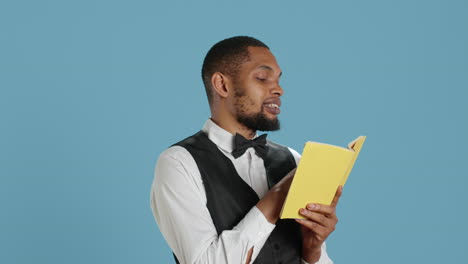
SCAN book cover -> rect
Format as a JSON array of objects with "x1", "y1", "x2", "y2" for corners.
[{"x1": 280, "y1": 136, "x2": 366, "y2": 219}]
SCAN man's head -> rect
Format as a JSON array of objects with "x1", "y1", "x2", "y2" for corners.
[
  {"x1": 202, "y1": 36, "x2": 269, "y2": 105},
  {"x1": 201, "y1": 36, "x2": 284, "y2": 136}
]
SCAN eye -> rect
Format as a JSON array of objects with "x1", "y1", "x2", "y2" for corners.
[{"x1": 256, "y1": 77, "x2": 267, "y2": 82}]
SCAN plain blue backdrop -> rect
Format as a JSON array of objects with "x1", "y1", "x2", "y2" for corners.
[{"x1": 1, "y1": 0, "x2": 467, "y2": 263}]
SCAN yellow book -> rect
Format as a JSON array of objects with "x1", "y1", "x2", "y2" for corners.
[{"x1": 280, "y1": 136, "x2": 366, "y2": 219}]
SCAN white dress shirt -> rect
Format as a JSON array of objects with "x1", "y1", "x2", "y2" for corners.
[{"x1": 150, "y1": 119, "x2": 333, "y2": 264}]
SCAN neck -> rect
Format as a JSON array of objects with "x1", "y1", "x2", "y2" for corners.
[{"x1": 210, "y1": 116, "x2": 256, "y2": 140}]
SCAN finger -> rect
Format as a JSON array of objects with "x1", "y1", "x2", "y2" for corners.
[
  {"x1": 299, "y1": 209, "x2": 330, "y2": 227},
  {"x1": 305, "y1": 203, "x2": 335, "y2": 216},
  {"x1": 295, "y1": 219, "x2": 328, "y2": 241},
  {"x1": 331, "y1": 185, "x2": 343, "y2": 207}
]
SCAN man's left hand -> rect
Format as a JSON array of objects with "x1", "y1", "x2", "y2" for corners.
[{"x1": 296, "y1": 186, "x2": 343, "y2": 263}]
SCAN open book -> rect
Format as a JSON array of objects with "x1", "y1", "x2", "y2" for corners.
[{"x1": 280, "y1": 136, "x2": 366, "y2": 219}]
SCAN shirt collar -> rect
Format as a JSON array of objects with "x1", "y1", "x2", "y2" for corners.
[{"x1": 202, "y1": 118, "x2": 258, "y2": 153}]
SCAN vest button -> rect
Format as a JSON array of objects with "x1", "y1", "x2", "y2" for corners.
[{"x1": 274, "y1": 243, "x2": 280, "y2": 250}]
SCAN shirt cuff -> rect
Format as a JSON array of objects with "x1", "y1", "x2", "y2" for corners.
[
  {"x1": 301, "y1": 242, "x2": 333, "y2": 264},
  {"x1": 233, "y1": 206, "x2": 275, "y2": 245}
]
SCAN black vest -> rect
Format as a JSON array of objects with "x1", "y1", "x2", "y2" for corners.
[{"x1": 173, "y1": 131, "x2": 302, "y2": 264}]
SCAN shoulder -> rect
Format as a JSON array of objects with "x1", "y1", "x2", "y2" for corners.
[
  {"x1": 154, "y1": 145, "x2": 200, "y2": 187},
  {"x1": 152, "y1": 145, "x2": 206, "y2": 201},
  {"x1": 158, "y1": 145, "x2": 193, "y2": 163},
  {"x1": 172, "y1": 130, "x2": 207, "y2": 148},
  {"x1": 287, "y1": 147, "x2": 301, "y2": 165},
  {"x1": 156, "y1": 130, "x2": 205, "y2": 172},
  {"x1": 155, "y1": 144, "x2": 197, "y2": 173},
  {"x1": 267, "y1": 139, "x2": 301, "y2": 165}
]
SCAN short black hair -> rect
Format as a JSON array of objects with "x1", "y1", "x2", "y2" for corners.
[{"x1": 201, "y1": 36, "x2": 269, "y2": 105}]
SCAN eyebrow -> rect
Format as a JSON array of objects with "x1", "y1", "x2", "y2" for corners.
[{"x1": 258, "y1": 65, "x2": 282, "y2": 77}]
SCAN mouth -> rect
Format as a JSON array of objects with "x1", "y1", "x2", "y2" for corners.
[{"x1": 263, "y1": 101, "x2": 281, "y2": 115}]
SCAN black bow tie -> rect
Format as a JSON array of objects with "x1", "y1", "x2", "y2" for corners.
[{"x1": 232, "y1": 133, "x2": 268, "y2": 159}]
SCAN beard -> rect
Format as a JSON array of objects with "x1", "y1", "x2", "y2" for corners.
[
  {"x1": 236, "y1": 108, "x2": 280, "y2": 131},
  {"x1": 233, "y1": 84, "x2": 280, "y2": 132}
]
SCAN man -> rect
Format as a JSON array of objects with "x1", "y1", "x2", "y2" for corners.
[{"x1": 150, "y1": 36, "x2": 341, "y2": 264}]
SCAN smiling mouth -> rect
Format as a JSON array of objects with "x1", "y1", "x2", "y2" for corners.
[
  {"x1": 264, "y1": 103, "x2": 281, "y2": 115},
  {"x1": 265, "y1": 103, "x2": 279, "y2": 109}
]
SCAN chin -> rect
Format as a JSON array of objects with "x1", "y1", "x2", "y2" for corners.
[{"x1": 237, "y1": 112, "x2": 280, "y2": 132}]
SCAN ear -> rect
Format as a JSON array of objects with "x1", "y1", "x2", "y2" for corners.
[{"x1": 211, "y1": 72, "x2": 231, "y2": 99}]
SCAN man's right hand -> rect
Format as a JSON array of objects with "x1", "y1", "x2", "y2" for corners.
[
  {"x1": 245, "y1": 169, "x2": 296, "y2": 264},
  {"x1": 256, "y1": 168, "x2": 296, "y2": 224}
]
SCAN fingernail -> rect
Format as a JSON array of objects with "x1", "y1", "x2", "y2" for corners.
[
  {"x1": 307, "y1": 204, "x2": 316, "y2": 210},
  {"x1": 299, "y1": 208, "x2": 305, "y2": 214}
]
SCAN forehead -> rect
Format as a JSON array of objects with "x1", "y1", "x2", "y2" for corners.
[{"x1": 241, "y1": 46, "x2": 282, "y2": 74}]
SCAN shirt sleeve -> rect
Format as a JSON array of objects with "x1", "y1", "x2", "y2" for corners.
[
  {"x1": 150, "y1": 146, "x2": 275, "y2": 264},
  {"x1": 301, "y1": 242, "x2": 333, "y2": 264}
]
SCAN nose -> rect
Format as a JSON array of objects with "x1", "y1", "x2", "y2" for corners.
[{"x1": 271, "y1": 82, "x2": 284, "y2": 97}]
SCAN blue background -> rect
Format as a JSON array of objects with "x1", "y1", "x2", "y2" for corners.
[{"x1": 1, "y1": 0, "x2": 467, "y2": 263}]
